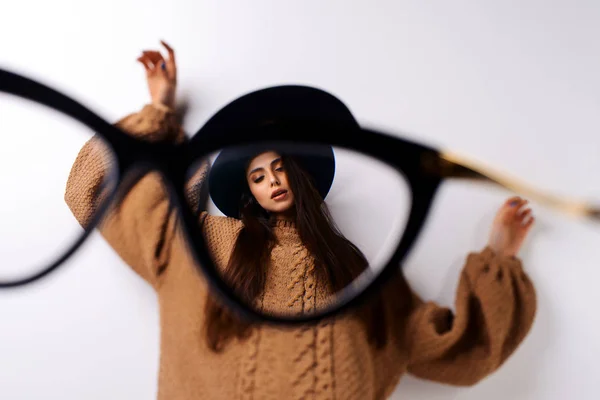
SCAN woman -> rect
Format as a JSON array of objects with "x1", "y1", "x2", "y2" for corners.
[
  {"x1": 64, "y1": 41, "x2": 537, "y2": 400},
  {"x1": 203, "y1": 143, "x2": 384, "y2": 349}
]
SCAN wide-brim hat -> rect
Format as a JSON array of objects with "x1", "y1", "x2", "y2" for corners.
[{"x1": 200, "y1": 85, "x2": 359, "y2": 219}]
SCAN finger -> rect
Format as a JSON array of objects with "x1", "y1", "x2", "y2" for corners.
[
  {"x1": 524, "y1": 216, "x2": 535, "y2": 228},
  {"x1": 504, "y1": 196, "x2": 522, "y2": 208},
  {"x1": 145, "y1": 51, "x2": 168, "y2": 79},
  {"x1": 498, "y1": 196, "x2": 522, "y2": 218},
  {"x1": 503, "y1": 199, "x2": 528, "y2": 224},
  {"x1": 161, "y1": 40, "x2": 175, "y2": 60},
  {"x1": 516, "y1": 200, "x2": 530, "y2": 217},
  {"x1": 160, "y1": 40, "x2": 177, "y2": 80},
  {"x1": 142, "y1": 51, "x2": 168, "y2": 79},
  {"x1": 521, "y1": 216, "x2": 535, "y2": 233},
  {"x1": 142, "y1": 51, "x2": 165, "y2": 67},
  {"x1": 159, "y1": 60, "x2": 169, "y2": 78},
  {"x1": 140, "y1": 52, "x2": 156, "y2": 68},
  {"x1": 511, "y1": 198, "x2": 529, "y2": 210},
  {"x1": 517, "y1": 208, "x2": 532, "y2": 223},
  {"x1": 137, "y1": 55, "x2": 153, "y2": 73},
  {"x1": 494, "y1": 196, "x2": 519, "y2": 221}
]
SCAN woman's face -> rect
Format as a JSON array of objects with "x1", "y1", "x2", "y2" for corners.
[{"x1": 246, "y1": 151, "x2": 295, "y2": 215}]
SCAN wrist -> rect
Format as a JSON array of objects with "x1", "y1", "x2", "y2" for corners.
[
  {"x1": 150, "y1": 86, "x2": 176, "y2": 112},
  {"x1": 151, "y1": 101, "x2": 174, "y2": 113},
  {"x1": 485, "y1": 244, "x2": 516, "y2": 259}
]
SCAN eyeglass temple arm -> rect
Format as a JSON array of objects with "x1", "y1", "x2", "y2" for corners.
[{"x1": 423, "y1": 150, "x2": 600, "y2": 222}]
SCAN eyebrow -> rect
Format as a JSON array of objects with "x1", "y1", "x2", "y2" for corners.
[{"x1": 247, "y1": 157, "x2": 282, "y2": 177}]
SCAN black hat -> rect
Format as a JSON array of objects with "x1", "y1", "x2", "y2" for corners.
[{"x1": 201, "y1": 85, "x2": 359, "y2": 219}]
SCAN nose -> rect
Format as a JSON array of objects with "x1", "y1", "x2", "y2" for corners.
[{"x1": 270, "y1": 173, "x2": 280, "y2": 186}]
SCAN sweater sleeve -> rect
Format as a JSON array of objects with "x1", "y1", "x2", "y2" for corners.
[
  {"x1": 184, "y1": 162, "x2": 244, "y2": 273},
  {"x1": 405, "y1": 247, "x2": 537, "y2": 386},
  {"x1": 64, "y1": 104, "x2": 184, "y2": 287}
]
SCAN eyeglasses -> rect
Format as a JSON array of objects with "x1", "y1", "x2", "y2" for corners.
[{"x1": 1, "y1": 68, "x2": 597, "y2": 325}]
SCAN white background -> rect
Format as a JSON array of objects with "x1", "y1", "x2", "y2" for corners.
[{"x1": 1, "y1": 1, "x2": 600, "y2": 399}]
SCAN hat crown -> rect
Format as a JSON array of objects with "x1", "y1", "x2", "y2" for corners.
[{"x1": 198, "y1": 85, "x2": 358, "y2": 137}]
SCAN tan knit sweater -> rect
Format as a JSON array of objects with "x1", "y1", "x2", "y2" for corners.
[{"x1": 64, "y1": 104, "x2": 537, "y2": 400}]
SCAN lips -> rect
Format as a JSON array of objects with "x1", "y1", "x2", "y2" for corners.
[{"x1": 271, "y1": 189, "x2": 288, "y2": 199}]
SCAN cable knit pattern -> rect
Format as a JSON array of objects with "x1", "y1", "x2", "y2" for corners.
[
  {"x1": 64, "y1": 104, "x2": 537, "y2": 399},
  {"x1": 237, "y1": 309, "x2": 263, "y2": 400},
  {"x1": 263, "y1": 221, "x2": 330, "y2": 400}
]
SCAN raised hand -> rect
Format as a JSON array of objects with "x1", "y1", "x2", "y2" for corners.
[
  {"x1": 487, "y1": 196, "x2": 535, "y2": 258},
  {"x1": 137, "y1": 40, "x2": 177, "y2": 109}
]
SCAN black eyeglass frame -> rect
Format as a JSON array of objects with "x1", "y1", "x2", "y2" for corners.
[{"x1": 1, "y1": 68, "x2": 597, "y2": 325}]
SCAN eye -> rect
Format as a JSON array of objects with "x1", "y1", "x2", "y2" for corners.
[
  {"x1": 275, "y1": 166, "x2": 284, "y2": 172},
  {"x1": 253, "y1": 176, "x2": 265, "y2": 184}
]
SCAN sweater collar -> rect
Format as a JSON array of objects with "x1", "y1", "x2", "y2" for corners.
[{"x1": 270, "y1": 219, "x2": 300, "y2": 243}]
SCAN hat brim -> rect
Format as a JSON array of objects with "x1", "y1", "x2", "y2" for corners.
[{"x1": 208, "y1": 142, "x2": 335, "y2": 219}]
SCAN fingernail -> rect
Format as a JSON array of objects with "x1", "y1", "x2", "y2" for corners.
[
  {"x1": 510, "y1": 200, "x2": 519, "y2": 206},
  {"x1": 161, "y1": 62, "x2": 166, "y2": 70}
]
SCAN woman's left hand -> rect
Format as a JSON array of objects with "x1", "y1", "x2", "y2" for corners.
[
  {"x1": 137, "y1": 40, "x2": 177, "y2": 109},
  {"x1": 487, "y1": 196, "x2": 535, "y2": 258}
]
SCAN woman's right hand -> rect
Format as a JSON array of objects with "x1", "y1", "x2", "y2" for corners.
[{"x1": 137, "y1": 40, "x2": 177, "y2": 109}]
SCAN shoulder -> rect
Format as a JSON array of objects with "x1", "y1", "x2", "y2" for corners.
[
  {"x1": 198, "y1": 211, "x2": 244, "y2": 246},
  {"x1": 199, "y1": 211, "x2": 244, "y2": 235}
]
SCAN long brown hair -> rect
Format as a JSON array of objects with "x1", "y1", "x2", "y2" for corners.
[{"x1": 204, "y1": 154, "x2": 388, "y2": 352}]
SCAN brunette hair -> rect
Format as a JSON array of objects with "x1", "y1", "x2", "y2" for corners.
[{"x1": 204, "y1": 154, "x2": 388, "y2": 352}]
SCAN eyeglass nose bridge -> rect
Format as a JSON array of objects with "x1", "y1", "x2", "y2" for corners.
[{"x1": 105, "y1": 138, "x2": 189, "y2": 210}]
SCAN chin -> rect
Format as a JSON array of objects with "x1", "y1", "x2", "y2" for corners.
[{"x1": 267, "y1": 199, "x2": 295, "y2": 214}]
